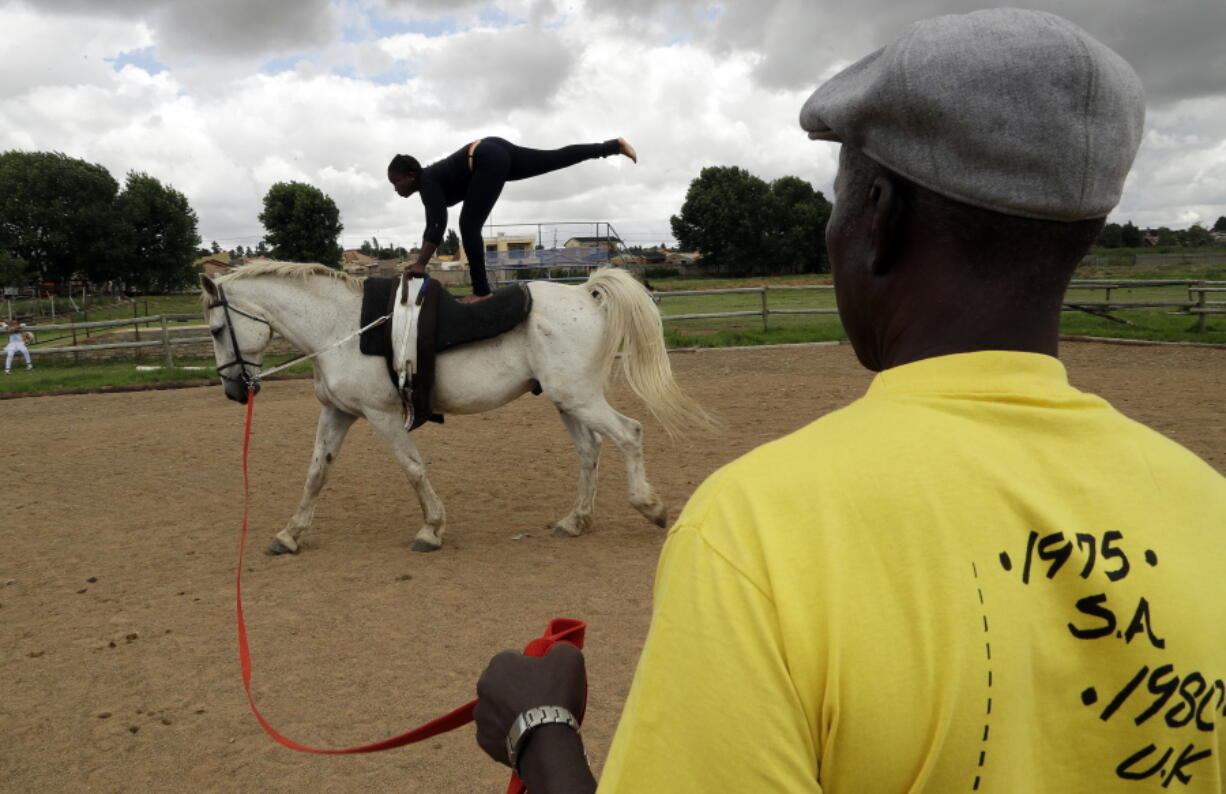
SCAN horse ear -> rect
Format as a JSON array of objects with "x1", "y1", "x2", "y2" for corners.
[{"x1": 200, "y1": 274, "x2": 218, "y2": 299}]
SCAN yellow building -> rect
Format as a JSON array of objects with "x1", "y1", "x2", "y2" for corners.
[
  {"x1": 459, "y1": 232, "x2": 537, "y2": 263},
  {"x1": 563, "y1": 235, "x2": 621, "y2": 252}
]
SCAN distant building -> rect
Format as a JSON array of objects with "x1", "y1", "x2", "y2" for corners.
[
  {"x1": 564, "y1": 235, "x2": 621, "y2": 252},
  {"x1": 432, "y1": 253, "x2": 464, "y2": 270},
  {"x1": 461, "y1": 232, "x2": 537, "y2": 265}
]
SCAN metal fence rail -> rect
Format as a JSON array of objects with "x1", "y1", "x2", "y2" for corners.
[
  {"x1": 652, "y1": 280, "x2": 1226, "y2": 333},
  {"x1": 13, "y1": 279, "x2": 1225, "y2": 363},
  {"x1": 654, "y1": 285, "x2": 838, "y2": 331}
]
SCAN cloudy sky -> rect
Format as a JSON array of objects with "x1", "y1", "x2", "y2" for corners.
[{"x1": 2, "y1": 0, "x2": 1223, "y2": 252}]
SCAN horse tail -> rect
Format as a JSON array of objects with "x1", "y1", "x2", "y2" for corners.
[{"x1": 585, "y1": 266, "x2": 718, "y2": 438}]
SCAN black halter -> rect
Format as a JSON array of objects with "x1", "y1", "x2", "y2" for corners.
[{"x1": 208, "y1": 284, "x2": 272, "y2": 391}]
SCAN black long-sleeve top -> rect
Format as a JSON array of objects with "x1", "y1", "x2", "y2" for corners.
[{"x1": 418, "y1": 145, "x2": 472, "y2": 245}]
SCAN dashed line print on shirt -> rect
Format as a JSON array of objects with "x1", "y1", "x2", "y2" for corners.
[{"x1": 972, "y1": 561, "x2": 992, "y2": 791}]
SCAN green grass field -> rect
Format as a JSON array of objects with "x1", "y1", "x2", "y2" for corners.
[
  {"x1": 3, "y1": 270, "x2": 1221, "y2": 396},
  {"x1": 0, "y1": 354, "x2": 313, "y2": 395},
  {"x1": 8, "y1": 294, "x2": 203, "y2": 324}
]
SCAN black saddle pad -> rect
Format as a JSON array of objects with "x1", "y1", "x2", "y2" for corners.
[
  {"x1": 360, "y1": 277, "x2": 397, "y2": 357},
  {"x1": 434, "y1": 282, "x2": 533, "y2": 352},
  {"x1": 359, "y1": 277, "x2": 533, "y2": 357}
]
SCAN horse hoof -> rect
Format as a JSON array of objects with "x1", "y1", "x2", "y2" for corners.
[
  {"x1": 640, "y1": 502, "x2": 668, "y2": 528},
  {"x1": 411, "y1": 539, "x2": 441, "y2": 553},
  {"x1": 551, "y1": 525, "x2": 579, "y2": 539},
  {"x1": 267, "y1": 539, "x2": 297, "y2": 555}
]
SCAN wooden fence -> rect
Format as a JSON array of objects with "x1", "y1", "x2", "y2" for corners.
[
  {"x1": 653, "y1": 285, "x2": 837, "y2": 331},
  {"x1": 1064, "y1": 280, "x2": 1226, "y2": 333},
  {"x1": 22, "y1": 314, "x2": 217, "y2": 367},
  {"x1": 15, "y1": 279, "x2": 1226, "y2": 364},
  {"x1": 655, "y1": 280, "x2": 1226, "y2": 332}
]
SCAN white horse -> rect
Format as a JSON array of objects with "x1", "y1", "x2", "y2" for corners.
[{"x1": 200, "y1": 262, "x2": 711, "y2": 553}]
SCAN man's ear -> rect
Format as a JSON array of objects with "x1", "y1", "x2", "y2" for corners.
[
  {"x1": 865, "y1": 175, "x2": 905, "y2": 276},
  {"x1": 200, "y1": 274, "x2": 218, "y2": 300}
]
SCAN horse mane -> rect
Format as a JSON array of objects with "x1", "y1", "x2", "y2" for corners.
[
  {"x1": 217, "y1": 260, "x2": 362, "y2": 289},
  {"x1": 202, "y1": 261, "x2": 363, "y2": 311}
]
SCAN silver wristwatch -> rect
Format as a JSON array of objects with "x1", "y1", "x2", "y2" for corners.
[{"x1": 506, "y1": 705, "x2": 581, "y2": 776}]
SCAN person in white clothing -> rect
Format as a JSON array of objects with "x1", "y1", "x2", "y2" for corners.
[{"x1": 4, "y1": 319, "x2": 33, "y2": 373}]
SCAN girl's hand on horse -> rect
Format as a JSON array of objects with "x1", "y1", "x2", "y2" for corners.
[{"x1": 474, "y1": 642, "x2": 587, "y2": 766}]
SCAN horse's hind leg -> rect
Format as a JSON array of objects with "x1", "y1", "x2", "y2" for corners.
[
  {"x1": 551, "y1": 409, "x2": 602, "y2": 538},
  {"x1": 271, "y1": 405, "x2": 357, "y2": 554},
  {"x1": 565, "y1": 398, "x2": 668, "y2": 530},
  {"x1": 366, "y1": 411, "x2": 447, "y2": 552}
]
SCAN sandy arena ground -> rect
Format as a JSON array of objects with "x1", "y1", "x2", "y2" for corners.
[{"x1": 2, "y1": 342, "x2": 1223, "y2": 793}]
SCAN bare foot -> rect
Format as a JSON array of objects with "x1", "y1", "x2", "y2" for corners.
[
  {"x1": 618, "y1": 137, "x2": 637, "y2": 163},
  {"x1": 459, "y1": 293, "x2": 492, "y2": 303}
]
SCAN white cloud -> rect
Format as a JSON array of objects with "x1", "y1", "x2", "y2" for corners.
[
  {"x1": 1111, "y1": 97, "x2": 1226, "y2": 229},
  {"x1": 14, "y1": 0, "x2": 337, "y2": 60},
  {"x1": 0, "y1": 0, "x2": 1223, "y2": 252},
  {"x1": 0, "y1": 6, "x2": 151, "y2": 99}
]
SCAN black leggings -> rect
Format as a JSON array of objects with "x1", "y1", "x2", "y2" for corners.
[{"x1": 461, "y1": 137, "x2": 620, "y2": 295}]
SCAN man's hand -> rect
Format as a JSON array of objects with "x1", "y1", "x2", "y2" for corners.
[
  {"x1": 474, "y1": 642, "x2": 587, "y2": 766},
  {"x1": 403, "y1": 264, "x2": 427, "y2": 278}
]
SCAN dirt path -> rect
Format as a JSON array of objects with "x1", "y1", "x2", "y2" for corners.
[{"x1": 2, "y1": 343, "x2": 1223, "y2": 793}]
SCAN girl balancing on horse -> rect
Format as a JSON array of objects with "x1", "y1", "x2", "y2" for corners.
[{"x1": 388, "y1": 136, "x2": 637, "y2": 302}]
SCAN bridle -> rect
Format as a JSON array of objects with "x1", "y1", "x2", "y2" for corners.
[
  {"x1": 208, "y1": 284, "x2": 271, "y2": 392},
  {"x1": 206, "y1": 282, "x2": 392, "y2": 393}
]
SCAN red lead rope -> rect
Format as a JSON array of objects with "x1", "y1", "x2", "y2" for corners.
[{"x1": 236, "y1": 388, "x2": 587, "y2": 792}]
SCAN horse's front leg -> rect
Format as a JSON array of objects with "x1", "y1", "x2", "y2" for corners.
[
  {"x1": 366, "y1": 410, "x2": 447, "y2": 552},
  {"x1": 269, "y1": 405, "x2": 357, "y2": 554}
]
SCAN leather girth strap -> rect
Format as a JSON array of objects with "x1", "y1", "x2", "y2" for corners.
[{"x1": 406, "y1": 278, "x2": 441, "y2": 431}]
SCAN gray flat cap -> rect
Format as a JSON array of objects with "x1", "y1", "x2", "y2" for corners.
[{"x1": 799, "y1": 8, "x2": 1145, "y2": 221}]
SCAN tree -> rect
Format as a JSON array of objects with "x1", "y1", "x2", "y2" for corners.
[
  {"x1": 1120, "y1": 221, "x2": 1142, "y2": 248},
  {"x1": 211, "y1": 240, "x2": 221, "y2": 254},
  {"x1": 671, "y1": 166, "x2": 774, "y2": 273},
  {"x1": 116, "y1": 171, "x2": 201, "y2": 292},
  {"x1": 1151, "y1": 226, "x2": 1178, "y2": 246},
  {"x1": 235, "y1": 244, "x2": 246, "y2": 257},
  {"x1": 0, "y1": 151, "x2": 125, "y2": 285},
  {"x1": 441, "y1": 228, "x2": 461, "y2": 256},
  {"x1": 360, "y1": 237, "x2": 409, "y2": 259},
  {"x1": 0, "y1": 250, "x2": 31, "y2": 289},
  {"x1": 764, "y1": 176, "x2": 832, "y2": 273},
  {"x1": 1096, "y1": 222, "x2": 1123, "y2": 248},
  {"x1": 1214, "y1": 216, "x2": 1226, "y2": 233},
  {"x1": 671, "y1": 166, "x2": 830, "y2": 274},
  {"x1": 259, "y1": 182, "x2": 343, "y2": 267},
  {"x1": 1181, "y1": 223, "x2": 1213, "y2": 247},
  {"x1": 254, "y1": 240, "x2": 269, "y2": 257}
]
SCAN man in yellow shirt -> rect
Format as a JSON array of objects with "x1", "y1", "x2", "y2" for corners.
[{"x1": 473, "y1": 9, "x2": 1226, "y2": 792}]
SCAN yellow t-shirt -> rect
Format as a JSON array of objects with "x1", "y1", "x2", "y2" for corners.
[{"x1": 599, "y1": 351, "x2": 1226, "y2": 793}]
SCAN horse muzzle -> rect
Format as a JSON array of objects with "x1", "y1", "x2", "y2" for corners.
[{"x1": 223, "y1": 376, "x2": 260, "y2": 404}]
